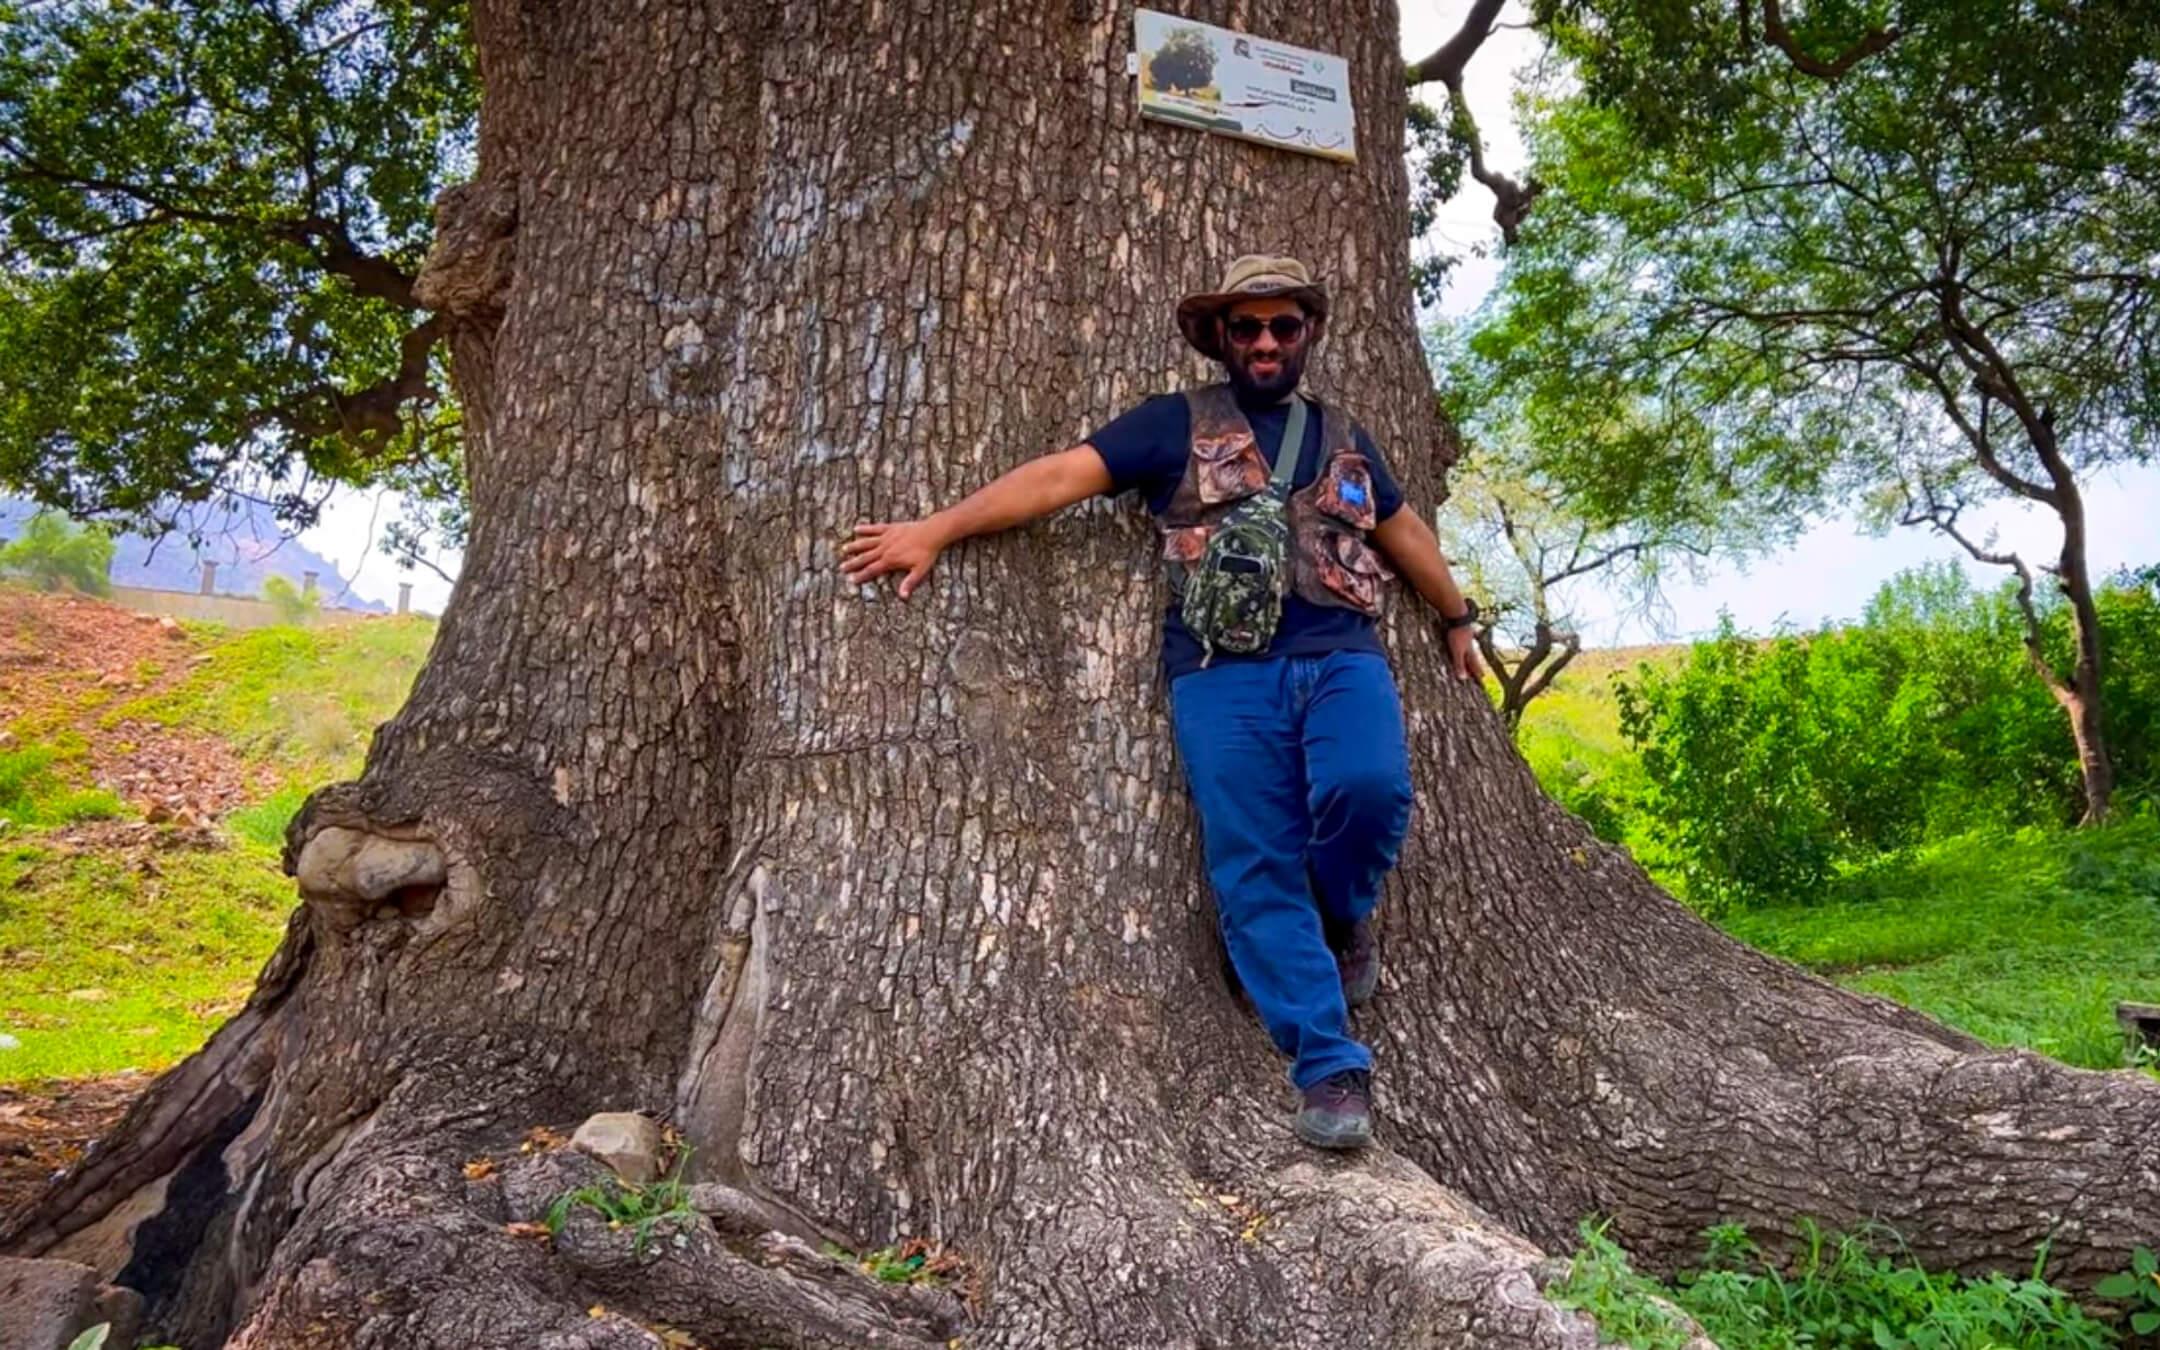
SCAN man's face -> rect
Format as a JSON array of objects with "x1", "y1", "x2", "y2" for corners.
[{"x1": 1220, "y1": 296, "x2": 1317, "y2": 400}]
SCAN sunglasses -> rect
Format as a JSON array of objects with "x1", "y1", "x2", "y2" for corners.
[{"x1": 1225, "y1": 314, "x2": 1309, "y2": 346}]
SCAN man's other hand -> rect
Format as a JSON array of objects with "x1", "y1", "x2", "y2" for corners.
[
  {"x1": 841, "y1": 519, "x2": 948, "y2": 599},
  {"x1": 1446, "y1": 624, "x2": 1485, "y2": 682}
]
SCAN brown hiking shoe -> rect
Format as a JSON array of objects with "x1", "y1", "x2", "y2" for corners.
[{"x1": 1294, "y1": 1069, "x2": 1373, "y2": 1150}]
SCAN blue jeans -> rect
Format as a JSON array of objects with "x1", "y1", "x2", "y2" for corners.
[{"x1": 1169, "y1": 650, "x2": 1413, "y2": 1089}]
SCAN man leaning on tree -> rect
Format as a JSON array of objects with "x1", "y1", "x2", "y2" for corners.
[{"x1": 842, "y1": 254, "x2": 1484, "y2": 1150}]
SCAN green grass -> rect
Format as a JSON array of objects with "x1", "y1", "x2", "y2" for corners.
[
  {"x1": 1722, "y1": 818, "x2": 2160, "y2": 1069},
  {"x1": 1547, "y1": 1220, "x2": 2123, "y2": 1350},
  {"x1": 0, "y1": 836, "x2": 291, "y2": 1080},
  {"x1": 0, "y1": 745, "x2": 125, "y2": 827},
  {"x1": 110, "y1": 617, "x2": 435, "y2": 785},
  {"x1": 0, "y1": 613, "x2": 433, "y2": 1083}
]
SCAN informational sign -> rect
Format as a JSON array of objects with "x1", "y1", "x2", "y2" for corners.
[{"x1": 1133, "y1": 10, "x2": 1356, "y2": 163}]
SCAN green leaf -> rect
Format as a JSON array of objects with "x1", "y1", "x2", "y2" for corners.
[
  {"x1": 2094, "y1": 1272, "x2": 2141, "y2": 1299},
  {"x1": 2134, "y1": 1246, "x2": 2157, "y2": 1277},
  {"x1": 66, "y1": 1326, "x2": 111, "y2": 1350},
  {"x1": 2131, "y1": 1310, "x2": 2160, "y2": 1335}
]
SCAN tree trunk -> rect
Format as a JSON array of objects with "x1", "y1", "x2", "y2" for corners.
[
  {"x1": 2052, "y1": 479, "x2": 2115, "y2": 823},
  {"x1": 9, "y1": 2, "x2": 2158, "y2": 1345}
]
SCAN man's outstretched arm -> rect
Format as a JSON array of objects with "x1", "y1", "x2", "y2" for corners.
[
  {"x1": 1370, "y1": 506, "x2": 1486, "y2": 682},
  {"x1": 841, "y1": 445, "x2": 1114, "y2": 598}
]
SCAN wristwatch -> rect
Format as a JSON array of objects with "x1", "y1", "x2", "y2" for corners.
[{"x1": 1442, "y1": 597, "x2": 1480, "y2": 631}]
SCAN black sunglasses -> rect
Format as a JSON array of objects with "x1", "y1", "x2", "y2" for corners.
[{"x1": 1225, "y1": 314, "x2": 1309, "y2": 345}]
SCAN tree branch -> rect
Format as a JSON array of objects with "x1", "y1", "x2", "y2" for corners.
[
  {"x1": 1759, "y1": 0, "x2": 1901, "y2": 80},
  {"x1": 1404, "y1": 0, "x2": 1509, "y2": 87}
]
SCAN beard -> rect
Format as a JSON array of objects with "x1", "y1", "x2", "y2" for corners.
[{"x1": 1224, "y1": 341, "x2": 1308, "y2": 402}]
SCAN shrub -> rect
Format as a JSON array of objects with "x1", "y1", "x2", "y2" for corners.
[{"x1": 1613, "y1": 566, "x2": 2160, "y2": 907}]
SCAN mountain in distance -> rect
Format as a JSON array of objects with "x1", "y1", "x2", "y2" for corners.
[{"x1": 0, "y1": 496, "x2": 389, "y2": 613}]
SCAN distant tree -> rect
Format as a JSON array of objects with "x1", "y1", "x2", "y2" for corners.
[
  {"x1": 1469, "y1": 0, "x2": 2160, "y2": 822},
  {"x1": 0, "y1": 510, "x2": 113, "y2": 594},
  {"x1": 1150, "y1": 27, "x2": 1216, "y2": 94},
  {"x1": 260, "y1": 574, "x2": 320, "y2": 626},
  {"x1": 1442, "y1": 459, "x2": 1703, "y2": 731}
]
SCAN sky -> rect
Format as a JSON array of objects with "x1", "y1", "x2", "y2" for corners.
[{"x1": 302, "y1": 3, "x2": 2159, "y2": 641}]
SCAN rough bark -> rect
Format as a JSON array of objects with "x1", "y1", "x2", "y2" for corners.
[{"x1": 8, "y1": 1, "x2": 2158, "y2": 1346}]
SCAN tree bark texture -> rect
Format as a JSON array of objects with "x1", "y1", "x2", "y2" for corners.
[{"x1": 7, "y1": 2, "x2": 2158, "y2": 1345}]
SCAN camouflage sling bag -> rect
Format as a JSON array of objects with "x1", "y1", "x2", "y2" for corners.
[{"x1": 1181, "y1": 395, "x2": 1307, "y2": 666}]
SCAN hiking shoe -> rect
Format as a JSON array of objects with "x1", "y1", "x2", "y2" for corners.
[
  {"x1": 1294, "y1": 1069, "x2": 1373, "y2": 1150},
  {"x1": 1333, "y1": 918, "x2": 1378, "y2": 1007}
]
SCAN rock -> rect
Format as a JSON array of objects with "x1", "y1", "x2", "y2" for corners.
[
  {"x1": 570, "y1": 1112, "x2": 664, "y2": 1185},
  {"x1": 157, "y1": 616, "x2": 181, "y2": 634},
  {"x1": 90, "y1": 1283, "x2": 143, "y2": 1348},
  {"x1": 0, "y1": 1033, "x2": 18, "y2": 1051},
  {"x1": 0, "y1": 1255, "x2": 95, "y2": 1350}
]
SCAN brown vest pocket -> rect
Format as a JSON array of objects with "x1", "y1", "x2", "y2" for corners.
[
  {"x1": 1191, "y1": 432, "x2": 1270, "y2": 506},
  {"x1": 1314, "y1": 530, "x2": 1386, "y2": 614},
  {"x1": 1313, "y1": 453, "x2": 1378, "y2": 530}
]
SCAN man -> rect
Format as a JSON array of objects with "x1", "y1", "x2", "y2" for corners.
[{"x1": 841, "y1": 255, "x2": 1483, "y2": 1150}]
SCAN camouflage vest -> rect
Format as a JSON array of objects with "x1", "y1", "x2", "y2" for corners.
[{"x1": 1160, "y1": 385, "x2": 1391, "y2": 660}]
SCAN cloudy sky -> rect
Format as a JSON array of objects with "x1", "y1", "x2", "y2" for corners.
[{"x1": 304, "y1": 2, "x2": 2158, "y2": 640}]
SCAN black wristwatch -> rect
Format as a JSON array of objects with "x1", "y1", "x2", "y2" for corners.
[{"x1": 1442, "y1": 597, "x2": 1480, "y2": 631}]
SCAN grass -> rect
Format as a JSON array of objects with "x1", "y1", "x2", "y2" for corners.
[
  {"x1": 110, "y1": 617, "x2": 435, "y2": 785},
  {"x1": 0, "y1": 744, "x2": 125, "y2": 827},
  {"x1": 1547, "y1": 1220, "x2": 2124, "y2": 1350},
  {"x1": 0, "y1": 836, "x2": 291, "y2": 1080},
  {"x1": 1722, "y1": 817, "x2": 2160, "y2": 1069},
  {"x1": 0, "y1": 607, "x2": 434, "y2": 1083}
]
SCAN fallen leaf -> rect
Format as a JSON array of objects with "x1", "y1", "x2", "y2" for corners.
[
  {"x1": 461, "y1": 1157, "x2": 496, "y2": 1180},
  {"x1": 588, "y1": 1304, "x2": 607, "y2": 1319},
  {"x1": 503, "y1": 1222, "x2": 552, "y2": 1240}
]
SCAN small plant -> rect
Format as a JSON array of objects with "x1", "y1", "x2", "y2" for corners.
[
  {"x1": 2095, "y1": 1246, "x2": 2160, "y2": 1338},
  {"x1": 820, "y1": 1236, "x2": 967, "y2": 1287},
  {"x1": 1545, "y1": 1220, "x2": 1697, "y2": 1349},
  {"x1": 1549, "y1": 1218, "x2": 2118, "y2": 1349},
  {"x1": 544, "y1": 1151, "x2": 697, "y2": 1257}
]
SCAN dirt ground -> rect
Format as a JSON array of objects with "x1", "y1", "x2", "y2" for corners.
[
  {"x1": 0, "y1": 1071, "x2": 148, "y2": 1219},
  {"x1": 0, "y1": 588, "x2": 280, "y2": 824},
  {"x1": 0, "y1": 590, "x2": 273, "y2": 1219}
]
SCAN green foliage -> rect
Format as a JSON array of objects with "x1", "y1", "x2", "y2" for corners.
[
  {"x1": 2093, "y1": 1247, "x2": 2160, "y2": 1339},
  {"x1": 543, "y1": 1154, "x2": 696, "y2": 1258},
  {"x1": 0, "y1": 512, "x2": 113, "y2": 594},
  {"x1": 1149, "y1": 26, "x2": 1216, "y2": 94},
  {"x1": 1612, "y1": 569, "x2": 2160, "y2": 908},
  {"x1": 260, "y1": 575, "x2": 319, "y2": 626},
  {"x1": 819, "y1": 1238, "x2": 962, "y2": 1287},
  {"x1": 0, "y1": 0, "x2": 474, "y2": 535},
  {"x1": 1549, "y1": 1219, "x2": 2119, "y2": 1350}
]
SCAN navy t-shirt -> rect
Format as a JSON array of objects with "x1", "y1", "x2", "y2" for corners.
[{"x1": 1087, "y1": 389, "x2": 1405, "y2": 681}]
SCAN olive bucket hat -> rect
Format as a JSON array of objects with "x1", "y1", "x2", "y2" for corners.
[{"x1": 1175, "y1": 254, "x2": 1332, "y2": 362}]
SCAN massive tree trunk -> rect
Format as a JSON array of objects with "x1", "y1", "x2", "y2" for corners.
[{"x1": 8, "y1": 2, "x2": 2158, "y2": 1345}]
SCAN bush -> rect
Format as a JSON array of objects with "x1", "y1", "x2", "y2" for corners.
[
  {"x1": 1613, "y1": 566, "x2": 2160, "y2": 908},
  {"x1": 0, "y1": 511, "x2": 114, "y2": 594}
]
